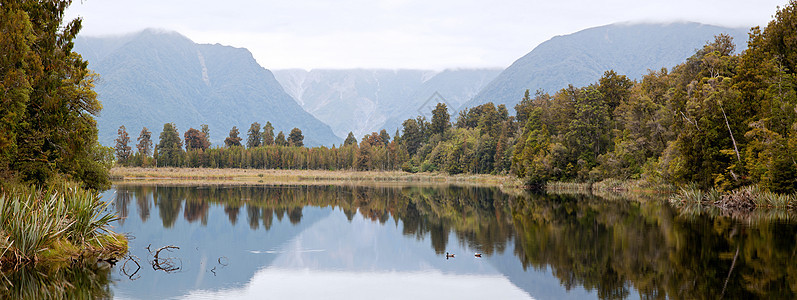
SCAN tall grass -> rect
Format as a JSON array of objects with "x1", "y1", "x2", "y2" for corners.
[
  {"x1": 669, "y1": 184, "x2": 797, "y2": 211},
  {"x1": 0, "y1": 184, "x2": 124, "y2": 269}
]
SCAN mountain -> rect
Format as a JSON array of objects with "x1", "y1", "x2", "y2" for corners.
[
  {"x1": 74, "y1": 29, "x2": 340, "y2": 147},
  {"x1": 463, "y1": 22, "x2": 749, "y2": 110},
  {"x1": 273, "y1": 68, "x2": 501, "y2": 138}
]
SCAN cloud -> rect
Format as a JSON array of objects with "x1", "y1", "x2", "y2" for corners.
[{"x1": 66, "y1": 0, "x2": 787, "y2": 69}]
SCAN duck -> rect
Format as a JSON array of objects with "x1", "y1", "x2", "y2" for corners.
[
  {"x1": 474, "y1": 253, "x2": 482, "y2": 258},
  {"x1": 445, "y1": 252, "x2": 455, "y2": 259}
]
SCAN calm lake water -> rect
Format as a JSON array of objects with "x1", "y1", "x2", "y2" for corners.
[{"x1": 5, "y1": 184, "x2": 797, "y2": 299}]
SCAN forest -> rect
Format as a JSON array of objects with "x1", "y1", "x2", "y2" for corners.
[{"x1": 115, "y1": 0, "x2": 797, "y2": 194}]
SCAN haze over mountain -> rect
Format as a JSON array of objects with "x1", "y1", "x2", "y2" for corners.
[
  {"x1": 74, "y1": 29, "x2": 340, "y2": 147},
  {"x1": 462, "y1": 22, "x2": 749, "y2": 110},
  {"x1": 273, "y1": 68, "x2": 500, "y2": 138}
]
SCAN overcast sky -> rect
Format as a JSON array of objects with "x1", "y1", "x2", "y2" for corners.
[{"x1": 65, "y1": 0, "x2": 787, "y2": 70}]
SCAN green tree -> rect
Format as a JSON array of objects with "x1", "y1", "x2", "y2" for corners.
[
  {"x1": 344, "y1": 132, "x2": 358, "y2": 146},
  {"x1": 275, "y1": 131, "x2": 287, "y2": 146},
  {"x1": 379, "y1": 129, "x2": 391, "y2": 146},
  {"x1": 115, "y1": 126, "x2": 132, "y2": 164},
  {"x1": 598, "y1": 70, "x2": 634, "y2": 116},
  {"x1": 401, "y1": 118, "x2": 423, "y2": 156},
  {"x1": 261, "y1": 121, "x2": 274, "y2": 146},
  {"x1": 157, "y1": 123, "x2": 183, "y2": 167},
  {"x1": 288, "y1": 128, "x2": 304, "y2": 147},
  {"x1": 200, "y1": 124, "x2": 210, "y2": 146},
  {"x1": 225, "y1": 126, "x2": 243, "y2": 148},
  {"x1": 0, "y1": 0, "x2": 109, "y2": 188},
  {"x1": 247, "y1": 122, "x2": 261, "y2": 148},
  {"x1": 430, "y1": 103, "x2": 450, "y2": 135}
]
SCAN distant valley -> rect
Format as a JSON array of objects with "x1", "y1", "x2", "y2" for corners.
[{"x1": 273, "y1": 69, "x2": 501, "y2": 138}]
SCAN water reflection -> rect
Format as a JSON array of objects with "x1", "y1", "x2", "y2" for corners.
[
  {"x1": 0, "y1": 263, "x2": 113, "y2": 299},
  {"x1": 105, "y1": 185, "x2": 797, "y2": 299},
  {"x1": 7, "y1": 184, "x2": 794, "y2": 299}
]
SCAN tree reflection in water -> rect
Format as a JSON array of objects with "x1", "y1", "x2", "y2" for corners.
[
  {"x1": 111, "y1": 184, "x2": 797, "y2": 298},
  {"x1": 32, "y1": 184, "x2": 796, "y2": 299}
]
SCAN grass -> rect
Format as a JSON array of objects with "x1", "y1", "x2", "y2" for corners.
[
  {"x1": 110, "y1": 167, "x2": 525, "y2": 189},
  {"x1": 545, "y1": 179, "x2": 675, "y2": 202},
  {"x1": 0, "y1": 184, "x2": 126, "y2": 270},
  {"x1": 669, "y1": 184, "x2": 797, "y2": 222}
]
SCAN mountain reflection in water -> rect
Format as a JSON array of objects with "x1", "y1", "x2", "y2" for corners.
[{"x1": 4, "y1": 184, "x2": 794, "y2": 299}]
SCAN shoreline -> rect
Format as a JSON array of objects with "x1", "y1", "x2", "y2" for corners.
[{"x1": 110, "y1": 167, "x2": 525, "y2": 190}]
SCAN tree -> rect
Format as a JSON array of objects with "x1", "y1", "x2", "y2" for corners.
[
  {"x1": 115, "y1": 126, "x2": 132, "y2": 164},
  {"x1": 379, "y1": 129, "x2": 391, "y2": 146},
  {"x1": 598, "y1": 70, "x2": 633, "y2": 115},
  {"x1": 184, "y1": 128, "x2": 210, "y2": 151},
  {"x1": 261, "y1": 121, "x2": 274, "y2": 146},
  {"x1": 275, "y1": 131, "x2": 287, "y2": 146},
  {"x1": 402, "y1": 118, "x2": 423, "y2": 156},
  {"x1": 430, "y1": 103, "x2": 451, "y2": 135},
  {"x1": 247, "y1": 122, "x2": 261, "y2": 148},
  {"x1": 225, "y1": 126, "x2": 243, "y2": 147},
  {"x1": 200, "y1": 124, "x2": 211, "y2": 146},
  {"x1": 157, "y1": 123, "x2": 183, "y2": 167},
  {"x1": 288, "y1": 128, "x2": 304, "y2": 147},
  {"x1": 137, "y1": 127, "x2": 153, "y2": 156},
  {"x1": 0, "y1": 0, "x2": 109, "y2": 188},
  {"x1": 344, "y1": 132, "x2": 358, "y2": 146}
]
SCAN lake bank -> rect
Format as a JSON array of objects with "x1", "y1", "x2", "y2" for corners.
[
  {"x1": 0, "y1": 184, "x2": 127, "y2": 271},
  {"x1": 110, "y1": 167, "x2": 524, "y2": 189}
]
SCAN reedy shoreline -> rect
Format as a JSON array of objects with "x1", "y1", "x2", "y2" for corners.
[
  {"x1": 110, "y1": 167, "x2": 525, "y2": 189},
  {"x1": 0, "y1": 184, "x2": 127, "y2": 271}
]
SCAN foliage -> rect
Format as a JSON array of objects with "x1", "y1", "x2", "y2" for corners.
[
  {"x1": 113, "y1": 2, "x2": 797, "y2": 195},
  {"x1": 246, "y1": 122, "x2": 261, "y2": 149},
  {"x1": 184, "y1": 127, "x2": 210, "y2": 151},
  {"x1": 344, "y1": 132, "x2": 357, "y2": 146},
  {"x1": 0, "y1": 183, "x2": 124, "y2": 267},
  {"x1": 156, "y1": 123, "x2": 183, "y2": 167},
  {"x1": 0, "y1": 0, "x2": 110, "y2": 189},
  {"x1": 261, "y1": 122, "x2": 274, "y2": 146},
  {"x1": 224, "y1": 126, "x2": 242, "y2": 148},
  {"x1": 115, "y1": 126, "x2": 132, "y2": 164},
  {"x1": 288, "y1": 128, "x2": 304, "y2": 147}
]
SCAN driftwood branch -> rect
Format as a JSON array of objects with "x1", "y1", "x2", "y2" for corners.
[
  {"x1": 148, "y1": 244, "x2": 181, "y2": 273},
  {"x1": 121, "y1": 255, "x2": 142, "y2": 280}
]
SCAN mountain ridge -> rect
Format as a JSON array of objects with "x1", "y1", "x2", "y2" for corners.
[
  {"x1": 75, "y1": 29, "x2": 341, "y2": 147},
  {"x1": 462, "y1": 22, "x2": 750, "y2": 110}
]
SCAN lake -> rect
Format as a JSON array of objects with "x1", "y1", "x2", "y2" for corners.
[{"x1": 5, "y1": 184, "x2": 797, "y2": 299}]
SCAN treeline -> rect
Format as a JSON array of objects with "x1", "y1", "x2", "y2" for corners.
[
  {"x1": 513, "y1": 2, "x2": 797, "y2": 193},
  {"x1": 115, "y1": 2, "x2": 797, "y2": 193},
  {"x1": 114, "y1": 121, "x2": 409, "y2": 170}
]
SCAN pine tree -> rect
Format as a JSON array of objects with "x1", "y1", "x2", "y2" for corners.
[
  {"x1": 288, "y1": 128, "x2": 304, "y2": 147},
  {"x1": 430, "y1": 103, "x2": 451, "y2": 136},
  {"x1": 247, "y1": 122, "x2": 262, "y2": 148},
  {"x1": 137, "y1": 127, "x2": 153, "y2": 157},
  {"x1": 200, "y1": 124, "x2": 211, "y2": 146},
  {"x1": 261, "y1": 121, "x2": 275, "y2": 146},
  {"x1": 157, "y1": 123, "x2": 183, "y2": 167},
  {"x1": 379, "y1": 129, "x2": 391, "y2": 146},
  {"x1": 344, "y1": 132, "x2": 358, "y2": 146},
  {"x1": 275, "y1": 131, "x2": 287, "y2": 146},
  {"x1": 115, "y1": 126, "x2": 132, "y2": 164}
]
